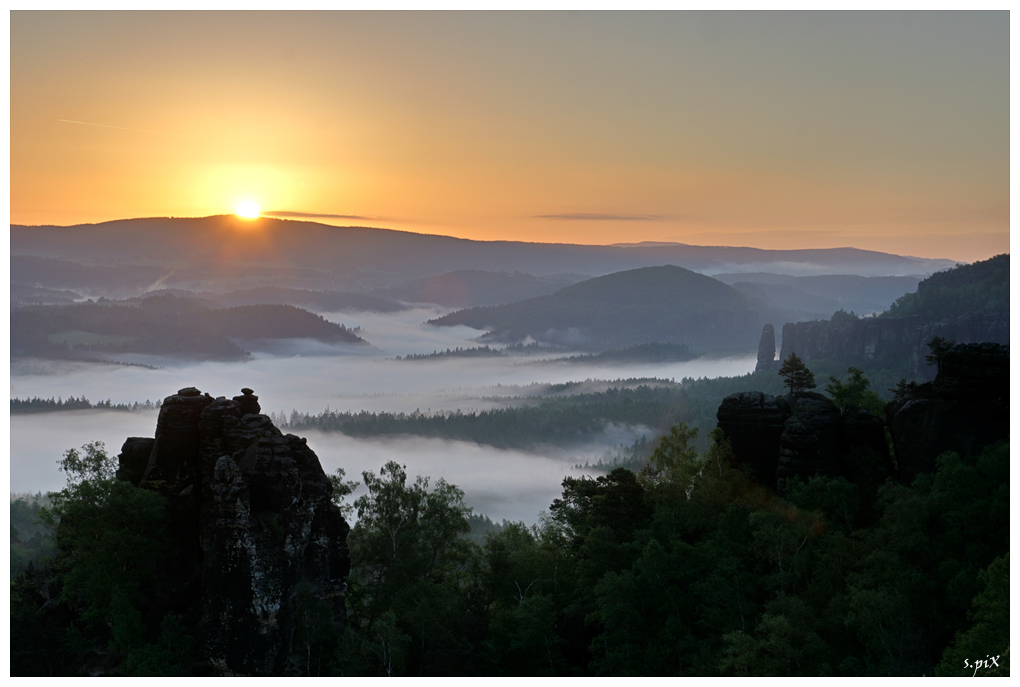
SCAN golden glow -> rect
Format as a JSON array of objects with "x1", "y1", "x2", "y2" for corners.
[
  {"x1": 235, "y1": 200, "x2": 260, "y2": 219},
  {"x1": 9, "y1": 13, "x2": 1008, "y2": 262}
]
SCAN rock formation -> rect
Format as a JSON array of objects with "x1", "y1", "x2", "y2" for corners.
[
  {"x1": 719, "y1": 342, "x2": 1008, "y2": 490},
  {"x1": 886, "y1": 342, "x2": 1009, "y2": 485},
  {"x1": 716, "y1": 391, "x2": 790, "y2": 486},
  {"x1": 754, "y1": 324, "x2": 777, "y2": 372},
  {"x1": 116, "y1": 387, "x2": 350, "y2": 676},
  {"x1": 717, "y1": 390, "x2": 891, "y2": 491},
  {"x1": 778, "y1": 311, "x2": 1008, "y2": 380},
  {"x1": 775, "y1": 254, "x2": 1008, "y2": 378}
]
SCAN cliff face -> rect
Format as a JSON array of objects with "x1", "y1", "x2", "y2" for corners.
[
  {"x1": 777, "y1": 310, "x2": 1008, "y2": 379},
  {"x1": 776, "y1": 255, "x2": 1009, "y2": 378},
  {"x1": 718, "y1": 342, "x2": 1008, "y2": 490},
  {"x1": 886, "y1": 342, "x2": 1009, "y2": 484},
  {"x1": 717, "y1": 390, "x2": 891, "y2": 491},
  {"x1": 117, "y1": 387, "x2": 350, "y2": 676},
  {"x1": 754, "y1": 324, "x2": 777, "y2": 372}
]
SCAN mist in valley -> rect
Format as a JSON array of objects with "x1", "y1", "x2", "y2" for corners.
[{"x1": 10, "y1": 306, "x2": 755, "y2": 522}]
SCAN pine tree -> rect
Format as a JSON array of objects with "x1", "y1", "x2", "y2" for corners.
[
  {"x1": 924, "y1": 335, "x2": 955, "y2": 374},
  {"x1": 778, "y1": 352, "x2": 816, "y2": 396}
]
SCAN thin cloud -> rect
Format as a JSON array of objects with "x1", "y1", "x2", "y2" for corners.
[
  {"x1": 58, "y1": 119, "x2": 217, "y2": 142},
  {"x1": 536, "y1": 213, "x2": 666, "y2": 221},
  {"x1": 263, "y1": 210, "x2": 378, "y2": 221}
]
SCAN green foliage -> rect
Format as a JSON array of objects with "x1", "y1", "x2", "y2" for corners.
[
  {"x1": 292, "y1": 581, "x2": 343, "y2": 676},
  {"x1": 14, "y1": 422, "x2": 1007, "y2": 676},
  {"x1": 829, "y1": 308, "x2": 859, "y2": 326},
  {"x1": 283, "y1": 382, "x2": 691, "y2": 450},
  {"x1": 642, "y1": 422, "x2": 703, "y2": 500},
  {"x1": 885, "y1": 254, "x2": 1009, "y2": 321},
  {"x1": 351, "y1": 461, "x2": 472, "y2": 591},
  {"x1": 825, "y1": 367, "x2": 885, "y2": 415},
  {"x1": 778, "y1": 353, "x2": 816, "y2": 395},
  {"x1": 11, "y1": 493, "x2": 56, "y2": 577},
  {"x1": 13, "y1": 442, "x2": 190, "y2": 676},
  {"x1": 340, "y1": 461, "x2": 479, "y2": 676},
  {"x1": 328, "y1": 467, "x2": 360, "y2": 518},
  {"x1": 11, "y1": 396, "x2": 161, "y2": 414},
  {"x1": 935, "y1": 554, "x2": 1009, "y2": 676}
]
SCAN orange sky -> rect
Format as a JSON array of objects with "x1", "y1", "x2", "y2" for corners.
[{"x1": 10, "y1": 11, "x2": 1010, "y2": 262}]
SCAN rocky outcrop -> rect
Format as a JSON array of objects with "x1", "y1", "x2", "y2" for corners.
[
  {"x1": 887, "y1": 342, "x2": 1009, "y2": 485},
  {"x1": 754, "y1": 324, "x2": 777, "y2": 372},
  {"x1": 778, "y1": 311, "x2": 1008, "y2": 380},
  {"x1": 716, "y1": 391, "x2": 790, "y2": 485},
  {"x1": 719, "y1": 342, "x2": 1008, "y2": 490},
  {"x1": 116, "y1": 387, "x2": 350, "y2": 676},
  {"x1": 717, "y1": 391, "x2": 891, "y2": 490},
  {"x1": 775, "y1": 393, "x2": 844, "y2": 487}
]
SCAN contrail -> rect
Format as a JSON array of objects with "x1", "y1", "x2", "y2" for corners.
[{"x1": 58, "y1": 119, "x2": 217, "y2": 142}]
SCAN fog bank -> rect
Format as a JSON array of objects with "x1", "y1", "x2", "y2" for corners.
[
  {"x1": 10, "y1": 307, "x2": 756, "y2": 522},
  {"x1": 10, "y1": 410, "x2": 604, "y2": 525}
]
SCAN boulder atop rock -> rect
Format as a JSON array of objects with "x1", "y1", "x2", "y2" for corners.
[{"x1": 117, "y1": 387, "x2": 350, "y2": 676}]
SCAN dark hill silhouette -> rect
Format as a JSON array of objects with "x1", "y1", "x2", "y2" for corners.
[
  {"x1": 11, "y1": 296, "x2": 366, "y2": 361},
  {"x1": 716, "y1": 273, "x2": 922, "y2": 318},
  {"x1": 11, "y1": 216, "x2": 958, "y2": 297},
  {"x1": 429, "y1": 265, "x2": 766, "y2": 352},
  {"x1": 884, "y1": 253, "x2": 1009, "y2": 321}
]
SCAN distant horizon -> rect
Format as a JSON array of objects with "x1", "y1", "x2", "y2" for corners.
[
  {"x1": 11, "y1": 12, "x2": 1008, "y2": 264},
  {"x1": 9, "y1": 213, "x2": 996, "y2": 265}
]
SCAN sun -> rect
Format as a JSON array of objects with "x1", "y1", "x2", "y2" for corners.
[{"x1": 235, "y1": 200, "x2": 260, "y2": 219}]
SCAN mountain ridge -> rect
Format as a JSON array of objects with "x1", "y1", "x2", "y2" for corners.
[{"x1": 12, "y1": 217, "x2": 959, "y2": 294}]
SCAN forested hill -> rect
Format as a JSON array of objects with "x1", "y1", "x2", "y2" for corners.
[
  {"x1": 884, "y1": 253, "x2": 1009, "y2": 320},
  {"x1": 429, "y1": 265, "x2": 769, "y2": 352},
  {"x1": 12, "y1": 216, "x2": 957, "y2": 295},
  {"x1": 776, "y1": 254, "x2": 1010, "y2": 377},
  {"x1": 11, "y1": 294, "x2": 366, "y2": 361}
]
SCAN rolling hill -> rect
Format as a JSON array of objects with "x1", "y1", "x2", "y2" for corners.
[
  {"x1": 11, "y1": 216, "x2": 957, "y2": 298},
  {"x1": 428, "y1": 265, "x2": 769, "y2": 352},
  {"x1": 11, "y1": 295, "x2": 367, "y2": 362}
]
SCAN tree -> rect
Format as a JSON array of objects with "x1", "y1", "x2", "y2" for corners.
[
  {"x1": 342, "y1": 462, "x2": 476, "y2": 676},
  {"x1": 825, "y1": 367, "x2": 884, "y2": 415},
  {"x1": 642, "y1": 422, "x2": 702, "y2": 501},
  {"x1": 329, "y1": 467, "x2": 360, "y2": 519},
  {"x1": 20, "y1": 442, "x2": 182, "y2": 676},
  {"x1": 777, "y1": 353, "x2": 816, "y2": 396},
  {"x1": 924, "y1": 336, "x2": 954, "y2": 374}
]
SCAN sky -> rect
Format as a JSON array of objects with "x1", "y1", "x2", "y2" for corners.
[{"x1": 9, "y1": 11, "x2": 1010, "y2": 262}]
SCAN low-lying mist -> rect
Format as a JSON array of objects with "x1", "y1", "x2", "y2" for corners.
[
  {"x1": 306, "y1": 431, "x2": 607, "y2": 525},
  {"x1": 10, "y1": 306, "x2": 756, "y2": 521},
  {"x1": 10, "y1": 411, "x2": 605, "y2": 524},
  {"x1": 11, "y1": 410, "x2": 160, "y2": 495}
]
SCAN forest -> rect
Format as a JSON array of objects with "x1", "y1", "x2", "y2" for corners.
[
  {"x1": 8, "y1": 256, "x2": 1010, "y2": 677},
  {"x1": 10, "y1": 424, "x2": 1009, "y2": 676},
  {"x1": 11, "y1": 295, "x2": 365, "y2": 361}
]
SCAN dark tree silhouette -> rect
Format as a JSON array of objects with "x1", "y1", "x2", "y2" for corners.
[
  {"x1": 778, "y1": 352, "x2": 816, "y2": 395},
  {"x1": 925, "y1": 335, "x2": 955, "y2": 373}
]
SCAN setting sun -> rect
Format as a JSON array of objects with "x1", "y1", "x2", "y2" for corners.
[{"x1": 235, "y1": 200, "x2": 260, "y2": 219}]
